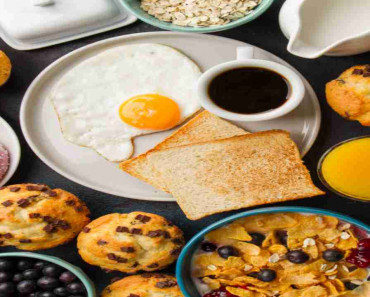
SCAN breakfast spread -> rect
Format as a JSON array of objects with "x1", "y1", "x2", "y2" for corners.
[
  {"x1": 0, "y1": 184, "x2": 90, "y2": 250},
  {"x1": 319, "y1": 137, "x2": 370, "y2": 201},
  {"x1": 102, "y1": 274, "x2": 183, "y2": 297},
  {"x1": 140, "y1": 0, "x2": 261, "y2": 27},
  {"x1": 0, "y1": 144, "x2": 9, "y2": 182},
  {"x1": 50, "y1": 43, "x2": 201, "y2": 162},
  {"x1": 191, "y1": 213, "x2": 370, "y2": 297},
  {"x1": 326, "y1": 65, "x2": 370, "y2": 126},
  {"x1": 77, "y1": 212, "x2": 185, "y2": 273},
  {"x1": 0, "y1": 257, "x2": 87, "y2": 297},
  {"x1": 0, "y1": 51, "x2": 11, "y2": 87},
  {"x1": 208, "y1": 67, "x2": 290, "y2": 114}
]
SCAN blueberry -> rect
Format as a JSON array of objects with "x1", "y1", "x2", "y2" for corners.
[
  {"x1": 0, "y1": 259, "x2": 14, "y2": 272},
  {"x1": 276, "y1": 230, "x2": 288, "y2": 246},
  {"x1": 257, "y1": 269, "x2": 276, "y2": 282},
  {"x1": 217, "y1": 246, "x2": 239, "y2": 259},
  {"x1": 59, "y1": 272, "x2": 76, "y2": 284},
  {"x1": 67, "y1": 283, "x2": 85, "y2": 294},
  {"x1": 0, "y1": 271, "x2": 12, "y2": 282},
  {"x1": 23, "y1": 269, "x2": 42, "y2": 280},
  {"x1": 37, "y1": 277, "x2": 59, "y2": 290},
  {"x1": 286, "y1": 250, "x2": 309, "y2": 264},
  {"x1": 18, "y1": 260, "x2": 34, "y2": 271},
  {"x1": 17, "y1": 280, "x2": 37, "y2": 294},
  {"x1": 246, "y1": 233, "x2": 265, "y2": 246},
  {"x1": 43, "y1": 265, "x2": 63, "y2": 278},
  {"x1": 201, "y1": 242, "x2": 217, "y2": 252},
  {"x1": 0, "y1": 282, "x2": 15, "y2": 295},
  {"x1": 34, "y1": 262, "x2": 47, "y2": 271},
  {"x1": 13, "y1": 273, "x2": 24, "y2": 283},
  {"x1": 345, "y1": 281, "x2": 359, "y2": 290},
  {"x1": 38, "y1": 291, "x2": 56, "y2": 297},
  {"x1": 323, "y1": 249, "x2": 344, "y2": 262},
  {"x1": 54, "y1": 287, "x2": 70, "y2": 297}
]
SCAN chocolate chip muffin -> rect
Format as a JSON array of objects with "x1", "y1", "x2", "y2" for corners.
[
  {"x1": 0, "y1": 184, "x2": 90, "y2": 250},
  {"x1": 326, "y1": 65, "x2": 370, "y2": 126},
  {"x1": 101, "y1": 274, "x2": 183, "y2": 297},
  {"x1": 77, "y1": 212, "x2": 185, "y2": 273}
]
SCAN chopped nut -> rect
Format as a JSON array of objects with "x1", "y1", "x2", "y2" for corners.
[
  {"x1": 303, "y1": 238, "x2": 316, "y2": 248},
  {"x1": 269, "y1": 253, "x2": 280, "y2": 263},
  {"x1": 326, "y1": 264, "x2": 338, "y2": 274},
  {"x1": 340, "y1": 232, "x2": 350, "y2": 240},
  {"x1": 207, "y1": 265, "x2": 217, "y2": 271}
]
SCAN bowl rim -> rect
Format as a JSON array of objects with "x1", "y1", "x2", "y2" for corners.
[
  {"x1": 176, "y1": 206, "x2": 370, "y2": 297},
  {"x1": 0, "y1": 252, "x2": 96, "y2": 297},
  {"x1": 120, "y1": 0, "x2": 275, "y2": 33},
  {"x1": 317, "y1": 135, "x2": 370, "y2": 203}
]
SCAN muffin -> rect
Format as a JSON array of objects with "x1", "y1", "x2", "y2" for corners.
[
  {"x1": 101, "y1": 274, "x2": 183, "y2": 297},
  {"x1": 0, "y1": 184, "x2": 90, "y2": 250},
  {"x1": 77, "y1": 212, "x2": 185, "y2": 273},
  {"x1": 0, "y1": 51, "x2": 11, "y2": 87},
  {"x1": 326, "y1": 65, "x2": 370, "y2": 126}
]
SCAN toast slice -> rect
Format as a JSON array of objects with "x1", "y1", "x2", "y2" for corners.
[
  {"x1": 147, "y1": 130, "x2": 325, "y2": 220},
  {"x1": 119, "y1": 111, "x2": 248, "y2": 192}
]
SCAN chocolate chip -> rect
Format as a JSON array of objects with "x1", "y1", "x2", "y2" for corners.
[
  {"x1": 45, "y1": 190, "x2": 57, "y2": 197},
  {"x1": 335, "y1": 79, "x2": 345, "y2": 84},
  {"x1": 1, "y1": 200, "x2": 13, "y2": 207},
  {"x1": 82, "y1": 227, "x2": 91, "y2": 233},
  {"x1": 172, "y1": 238, "x2": 184, "y2": 245},
  {"x1": 135, "y1": 214, "x2": 151, "y2": 223},
  {"x1": 43, "y1": 216, "x2": 53, "y2": 223},
  {"x1": 58, "y1": 220, "x2": 71, "y2": 230},
  {"x1": 120, "y1": 247, "x2": 135, "y2": 253},
  {"x1": 43, "y1": 224, "x2": 57, "y2": 233},
  {"x1": 147, "y1": 263, "x2": 159, "y2": 268},
  {"x1": 65, "y1": 200, "x2": 76, "y2": 206},
  {"x1": 363, "y1": 72, "x2": 370, "y2": 77},
  {"x1": 19, "y1": 239, "x2": 32, "y2": 243},
  {"x1": 29, "y1": 213, "x2": 41, "y2": 218},
  {"x1": 9, "y1": 187, "x2": 20, "y2": 192},
  {"x1": 107, "y1": 253, "x2": 116, "y2": 260},
  {"x1": 97, "y1": 240, "x2": 108, "y2": 245},
  {"x1": 365, "y1": 65, "x2": 370, "y2": 72},
  {"x1": 116, "y1": 256, "x2": 128, "y2": 263},
  {"x1": 131, "y1": 262, "x2": 139, "y2": 268},
  {"x1": 26, "y1": 185, "x2": 48, "y2": 191},
  {"x1": 116, "y1": 226, "x2": 130, "y2": 233},
  {"x1": 0, "y1": 241, "x2": 3, "y2": 245},
  {"x1": 17, "y1": 199, "x2": 30, "y2": 208},
  {"x1": 3, "y1": 233, "x2": 13, "y2": 239},
  {"x1": 131, "y1": 228, "x2": 142, "y2": 235},
  {"x1": 155, "y1": 280, "x2": 177, "y2": 288},
  {"x1": 353, "y1": 69, "x2": 363, "y2": 75},
  {"x1": 170, "y1": 247, "x2": 182, "y2": 256},
  {"x1": 128, "y1": 294, "x2": 140, "y2": 297},
  {"x1": 147, "y1": 230, "x2": 170, "y2": 238},
  {"x1": 0, "y1": 186, "x2": 5, "y2": 190},
  {"x1": 141, "y1": 273, "x2": 165, "y2": 279}
]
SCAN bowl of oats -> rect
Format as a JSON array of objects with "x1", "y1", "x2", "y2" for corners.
[
  {"x1": 120, "y1": 0, "x2": 274, "y2": 32},
  {"x1": 176, "y1": 207, "x2": 370, "y2": 297}
]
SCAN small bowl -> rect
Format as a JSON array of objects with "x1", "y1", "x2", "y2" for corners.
[
  {"x1": 120, "y1": 0, "x2": 274, "y2": 33},
  {"x1": 317, "y1": 136, "x2": 370, "y2": 203},
  {"x1": 175, "y1": 206, "x2": 370, "y2": 297},
  {"x1": 0, "y1": 252, "x2": 96, "y2": 297}
]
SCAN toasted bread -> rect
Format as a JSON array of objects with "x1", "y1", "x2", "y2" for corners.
[
  {"x1": 147, "y1": 130, "x2": 325, "y2": 220},
  {"x1": 119, "y1": 111, "x2": 247, "y2": 192}
]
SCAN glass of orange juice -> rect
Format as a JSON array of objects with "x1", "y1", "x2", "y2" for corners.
[{"x1": 318, "y1": 136, "x2": 370, "y2": 202}]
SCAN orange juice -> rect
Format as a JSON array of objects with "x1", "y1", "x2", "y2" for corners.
[{"x1": 321, "y1": 137, "x2": 370, "y2": 200}]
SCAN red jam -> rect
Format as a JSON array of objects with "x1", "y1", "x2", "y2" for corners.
[
  {"x1": 203, "y1": 286, "x2": 247, "y2": 297},
  {"x1": 346, "y1": 238, "x2": 370, "y2": 268}
]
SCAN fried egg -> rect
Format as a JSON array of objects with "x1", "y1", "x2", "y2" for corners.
[{"x1": 50, "y1": 44, "x2": 201, "y2": 162}]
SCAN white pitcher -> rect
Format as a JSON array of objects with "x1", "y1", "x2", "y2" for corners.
[{"x1": 279, "y1": 0, "x2": 370, "y2": 59}]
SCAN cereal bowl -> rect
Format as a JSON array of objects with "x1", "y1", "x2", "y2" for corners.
[
  {"x1": 176, "y1": 207, "x2": 370, "y2": 297},
  {"x1": 0, "y1": 252, "x2": 96, "y2": 297},
  {"x1": 120, "y1": 0, "x2": 274, "y2": 33}
]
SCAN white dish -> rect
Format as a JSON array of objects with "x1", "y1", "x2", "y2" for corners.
[
  {"x1": 0, "y1": 117, "x2": 21, "y2": 187},
  {"x1": 0, "y1": 0, "x2": 137, "y2": 50},
  {"x1": 20, "y1": 32, "x2": 321, "y2": 201}
]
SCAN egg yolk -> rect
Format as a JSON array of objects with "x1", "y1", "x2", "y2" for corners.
[{"x1": 119, "y1": 94, "x2": 181, "y2": 130}]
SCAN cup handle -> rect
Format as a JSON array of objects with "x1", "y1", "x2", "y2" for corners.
[{"x1": 237, "y1": 46, "x2": 254, "y2": 60}]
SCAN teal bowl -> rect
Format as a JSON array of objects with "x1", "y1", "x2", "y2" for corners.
[
  {"x1": 0, "y1": 252, "x2": 96, "y2": 297},
  {"x1": 120, "y1": 0, "x2": 275, "y2": 33},
  {"x1": 176, "y1": 206, "x2": 370, "y2": 297}
]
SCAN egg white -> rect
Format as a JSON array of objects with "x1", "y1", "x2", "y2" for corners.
[{"x1": 50, "y1": 44, "x2": 202, "y2": 162}]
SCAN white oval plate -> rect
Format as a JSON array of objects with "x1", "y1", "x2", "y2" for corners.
[
  {"x1": 20, "y1": 32, "x2": 321, "y2": 201},
  {"x1": 0, "y1": 117, "x2": 21, "y2": 187}
]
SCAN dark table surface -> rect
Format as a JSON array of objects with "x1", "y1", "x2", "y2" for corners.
[{"x1": 0, "y1": 0, "x2": 369, "y2": 293}]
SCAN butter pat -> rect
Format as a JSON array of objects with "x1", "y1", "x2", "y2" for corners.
[{"x1": 32, "y1": 0, "x2": 54, "y2": 6}]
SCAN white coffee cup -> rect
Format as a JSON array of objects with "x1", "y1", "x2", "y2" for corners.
[{"x1": 197, "y1": 46, "x2": 305, "y2": 122}]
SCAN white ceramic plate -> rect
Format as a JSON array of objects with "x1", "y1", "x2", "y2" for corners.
[
  {"x1": 20, "y1": 32, "x2": 321, "y2": 201},
  {"x1": 0, "y1": 117, "x2": 21, "y2": 187}
]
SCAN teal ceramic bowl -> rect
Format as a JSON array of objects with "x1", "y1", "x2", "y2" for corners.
[
  {"x1": 0, "y1": 252, "x2": 96, "y2": 297},
  {"x1": 176, "y1": 206, "x2": 370, "y2": 297},
  {"x1": 120, "y1": 0, "x2": 275, "y2": 33}
]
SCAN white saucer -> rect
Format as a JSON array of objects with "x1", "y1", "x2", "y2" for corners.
[
  {"x1": 20, "y1": 32, "x2": 321, "y2": 201},
  {"x1": 0, "y1": 117, "x2": 21, "y2": 187}
]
